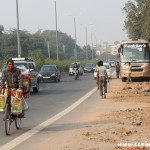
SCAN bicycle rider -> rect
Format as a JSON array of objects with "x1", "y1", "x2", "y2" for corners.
[
  {"x1": 97, "y1": 60, "x2": 108, "y2": 99},
  {"x1": 1, "y1": 59, "x2": 25, "y2": 118}
]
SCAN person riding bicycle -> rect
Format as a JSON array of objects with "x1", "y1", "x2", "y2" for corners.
[
  {"x1": 1, "y1": 59, "x2": 25, "y2": 117},
  {"x1": 97, "y1": 60, "x2": 108, "y2": 99},
  {"x1": 73, "y1": 62, "x2": 79, "y2": 77}
]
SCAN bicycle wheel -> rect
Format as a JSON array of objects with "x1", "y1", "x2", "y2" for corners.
[
  {"x1": 4, "y1": 103, "x2": 11, "y2": 136},
  {"x1": 15, "y1": 117, "x2": 21, "y2": 129}
]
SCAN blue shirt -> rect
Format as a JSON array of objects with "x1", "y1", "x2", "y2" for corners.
[{"x1": 98, "y1": 66, "x2": 106, "y2": 77}]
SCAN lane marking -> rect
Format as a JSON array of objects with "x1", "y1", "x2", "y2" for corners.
[{"x1": 0, "y1": 87, "x2": 97, "y2": 150}]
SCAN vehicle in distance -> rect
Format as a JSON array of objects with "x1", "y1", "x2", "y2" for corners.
[
  {"x1": 69, "y1": 62, "x2": 83, "y2": 76},
  {"x1": 39, "y1": 65, "x2": 60, "y2": 82},
  {"x1": 84, "y1": 63, "x2": 96, "y2": 73},
  {"x1": 0, "y1": 58, "x2": 40, "y2": 93},
  {"x1": 118, "y1": 39, "x2": 150, "y2": 82},
  {"x1": 109, "y1": 61, "x2": 115, "y2": 67},
  {"x1": 103, "y1": 63, "x2": 112, "y2": 78},
  {"x1": 94, "y1": 63, "x2": 112, "y2": 79}
]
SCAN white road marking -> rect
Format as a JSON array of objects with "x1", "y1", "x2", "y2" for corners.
[{"x1": 0, "y1": 87, "x2": 97, "y2": 150}]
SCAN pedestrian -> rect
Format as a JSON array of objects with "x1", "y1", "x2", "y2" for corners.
[
  {"x1": 127, "y1": 62, "x2": 132, "y2": 83},
  {"x1": 115, "y1": 62, "x2": 120, "y2": 78},
  {"x1": 97, "y1": 60, "x2": 108, "y2": 99}
]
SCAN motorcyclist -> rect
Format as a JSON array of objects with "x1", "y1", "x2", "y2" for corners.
[{"x1": 73, "y1": 62, "x2": 79, "y2": 77}]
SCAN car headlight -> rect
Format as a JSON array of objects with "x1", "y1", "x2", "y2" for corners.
[{"x1": 51, "y1": 73, "x2": 56, "y2": 76}]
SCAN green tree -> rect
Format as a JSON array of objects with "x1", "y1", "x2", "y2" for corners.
[
  {"x1": 123, "y1": 0, "x2": 150, "y2": 40},
  {"x1": 0, "y1": 25, "x2": 4, "y2": 35},
  {"x1": 0, "y1": 27, "x2": 84, "y2": 61},
  {"x1": 28, "y1": 49, "x2": 45, "y2": 70}
]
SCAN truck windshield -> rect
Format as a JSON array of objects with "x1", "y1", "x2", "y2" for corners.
[{"x1": 121, "y1": 43, "x2": 150, "y2": 63}]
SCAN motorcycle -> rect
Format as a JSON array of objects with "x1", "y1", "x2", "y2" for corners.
[{"x1": 73, "y1": 68, "x2": 79, "y2": 80}]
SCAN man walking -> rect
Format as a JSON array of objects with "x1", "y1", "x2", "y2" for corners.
[
  {"x1": 97, "y1": 60, "x2": 108, "y2": 99},
  {"x1": 116, "y1": 62, "x2": 120, "y2": 78}
]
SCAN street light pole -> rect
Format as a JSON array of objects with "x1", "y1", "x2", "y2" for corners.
[
  {"x1": 91, "y1": 32, "x2": 94, "y2": 61},
  {"x1": 74, "y1": 17, "x2": 77, "y2": 61},
  {"x1": 95, "y1": 36, "x2": 97, "y2": 50},
  {"x1": 47, "y1": 41, "x2": 50, "y2": 59},
  {"x1": 16, "y1": 0, "x2": 21, "y2": 58},
  {"x1": 55, "y1": 0, "x2": 59, "y2": 61},
  {"x1": 85, "y1": 26, "x2": 88, "y2": 60}
]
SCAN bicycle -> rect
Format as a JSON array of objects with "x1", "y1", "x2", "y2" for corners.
[{"x1": 2, "y1": 89, "x2": 23, "y2": 136}]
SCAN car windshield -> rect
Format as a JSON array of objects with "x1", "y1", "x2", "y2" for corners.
[
  {"x1": 103, "y1": 65, "x2": 110, "y2": 69},
  {"x1": 85, "y1": 64, "x2": 95, "y2": 67},
  {"x1": 1, "y1": 63, "x2": 28, "y2": 72},
  {"x1": 15, "y1": 63, "x2": 28, "y2": 71},
  {"x1": 70, "y1": 63, "x2": 80, "y2": 68},
  {"x1": 41, "y1": 66, "x2": 56, "y2": 71},
  {"x1": 121, "y1": 43, "x2": 150, "y2": 62}
]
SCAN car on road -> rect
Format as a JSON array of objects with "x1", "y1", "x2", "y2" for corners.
[
  {"x1": 94, "y1": 63, "x2": 112, "y2": 79},
  {"x1": 109, "y1": 61, "x2": 115, "y2": 67},
  {"x1": 103, "y1": 63, "x2": 112, "y2": 78},
  {"x1": 69, "y1": 62, "x2": 83, "y2": 76},
  {"x1": 0, "y1": 58, "x2": 40, "y2": 93},
  {"x1": 39, "y1": 65, "x2": 60, "y2": 82},
  {"x1": 84, "y1": 63, "x2": 96, "y2": 73}
]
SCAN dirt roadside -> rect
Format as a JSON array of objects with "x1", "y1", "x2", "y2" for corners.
[{"x1": 39, "y1": 78, "x2": 150, "y2": 150}]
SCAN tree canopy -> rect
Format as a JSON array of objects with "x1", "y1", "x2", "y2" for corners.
[
  {"x1": 0, "y1": 27, "x2": 87, "y2": 61},
  {"x1": 123, "y1": 0, "x2": 150, "y2": 40}
]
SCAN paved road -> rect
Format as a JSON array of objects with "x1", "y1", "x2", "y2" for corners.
[{"x1": 0, "y1": 73, "x2": 97, "y2": 148}]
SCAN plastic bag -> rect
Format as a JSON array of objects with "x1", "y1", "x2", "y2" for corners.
[
  {"x1": 11, "y1": 97, "x2": 22, "y2": 114},
  {"x1": 22, "y1": 98, "x2": 28, "y2": 110},
  {"x1": 0, "y1": 95, "x2": 6, "y2": 112}
]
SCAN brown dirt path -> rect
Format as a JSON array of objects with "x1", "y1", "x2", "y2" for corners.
[{"x1": 38, "y1": 79, "x2": 150, "y2": 150}]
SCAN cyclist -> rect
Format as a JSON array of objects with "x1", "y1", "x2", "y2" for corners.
[
  {"x1": 97, "y1": 60, "x2": 108, "y2": 99},
  {"x1": 1, "y1": 59, "x2": 25, "y2": 117}
]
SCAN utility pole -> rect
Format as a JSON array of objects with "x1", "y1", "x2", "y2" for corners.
[
  {"x1": 91, "y1": 32, "x2": 94, "y2": 61},
  {"x1": 74, "y1": 17, "x2": 77, "y2": 61},
  {"x1": 16, "y1": 0, "x2": 21, "y2": 57},
  {"x1": 86, "y1": 26, "x2": 88, "y2": 60},
  {"x1": 47, "y1": 41, "x2": 50, "y2": 59},
  {"x1": 55, "y1": 1, "x2": 59, "y2": 60}
]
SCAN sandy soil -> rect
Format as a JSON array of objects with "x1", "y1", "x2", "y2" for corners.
[{"x1": 39, "y1": 79, "x2": 150, "y2": 150}]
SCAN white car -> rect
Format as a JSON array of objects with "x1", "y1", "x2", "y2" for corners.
[
  {"x1": 103, "y1": 63, "x2": 112, "y2": 78},
  {"x1": 94, "y1": 63, "x2": 112, "y2": 79}
]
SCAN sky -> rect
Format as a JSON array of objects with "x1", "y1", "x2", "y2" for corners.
[{"x1": 0, "y1": 0, "x2": 128, "y2": 47}]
